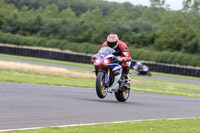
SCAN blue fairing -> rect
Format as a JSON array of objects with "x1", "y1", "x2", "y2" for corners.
[
  {"x1": 92, "y1": 47, "x2": 122, "y2": 84},
  {"x1": 99, "y1": 70, "x2": 109, "y2": 84}
]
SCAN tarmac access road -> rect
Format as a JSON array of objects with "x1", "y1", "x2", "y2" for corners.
[
  {"x1": 0, "y1": 82, "x2": 200, "y2": 130},
  {"x1": 0, "y1": 57, "x2": 200, "y2": 85}
]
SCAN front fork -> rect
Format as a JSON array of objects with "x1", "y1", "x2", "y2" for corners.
[{"x1": 96, "y1": 66, "x2": 110, "y2": 86}]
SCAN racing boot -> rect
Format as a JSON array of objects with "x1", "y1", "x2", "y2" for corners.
[
  {"x1": 123, "y1": 66, "x2": 131, "y2": 83},
  {"x1": 125, "y1": 74, "x2": 131, "y2": 84},
  {"x1": 123, "y1": 74, "x2": 130, "y2": 90}
]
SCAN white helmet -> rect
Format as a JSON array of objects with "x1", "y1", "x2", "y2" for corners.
[{"x1": 136, "y1": 62, "x2": 142, "y2": 66}]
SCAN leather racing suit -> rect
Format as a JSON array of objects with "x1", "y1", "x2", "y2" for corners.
[{"x1": 101, "y1": 40, "x2": 131, "y2": 75}]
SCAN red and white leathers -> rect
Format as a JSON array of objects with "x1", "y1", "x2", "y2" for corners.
[{"x1": 101, "y1": 40, "x2": 131, "y2": 70}]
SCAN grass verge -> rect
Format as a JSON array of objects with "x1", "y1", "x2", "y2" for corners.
[
  {"x1": 2, "y1": 118, "x2": 200, "y2": 133},
  {"x1": 152, "y1": 71, "x2": 200, "y2": 81},
  {"x1": 0, "y1": 60, "x2": 200, "y2": 97},
  {"x1": 131, "y1": 76, "x2": 200, "y2": 97},
  {"x1": 0, "y1": 70, "x2": 95, "y2": 88},
  {"x1": 0, "y1": 60, "x2": 94, "y2": 78},
  {"x1": 0, "y1": 54, "x2": 93, "y2": 68},
  {"x1": 1, "y1": 54, "x2": 200, "y2": 81},
  {"x1": 130, "y1": 70, "x2": 200, "y2": 81}
]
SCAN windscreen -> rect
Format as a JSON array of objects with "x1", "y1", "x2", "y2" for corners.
[{"x1": 98, "y1": 47, "x2": 115, "y2": 56}]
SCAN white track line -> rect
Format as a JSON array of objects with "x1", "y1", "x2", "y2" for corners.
[{"x1": 1, "y1": 117, "x2": 200, "y2": 132}]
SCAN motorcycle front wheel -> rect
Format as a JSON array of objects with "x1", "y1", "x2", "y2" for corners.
[{"x1": 96, "y1": 72, "x2": 108, "y2": 99}]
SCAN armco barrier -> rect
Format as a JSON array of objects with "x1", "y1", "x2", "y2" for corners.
[
  {"x1": 0, "y1": 45, "x2": 92, "y2": 64},
  {"x1": 0, "y1": 45, "x2": 200, "y2": 77}
]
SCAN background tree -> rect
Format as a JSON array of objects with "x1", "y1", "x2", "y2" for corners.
[
  {"x1": 0, "y1": 0, "x2": 200, "y2": 67},
  {"x1": 183, "y1": 0, "x2": 200, "y2": 12}
]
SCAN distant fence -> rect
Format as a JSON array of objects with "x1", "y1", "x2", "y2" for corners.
[
  {"x1": 0, "y1": 45, "x2": 200, "y2": 77},
  {"x1": 131, "y1": 62, "x2": 200, "y2": 77}
]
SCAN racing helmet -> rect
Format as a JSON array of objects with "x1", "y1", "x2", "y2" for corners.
[
  {"x1": 136, "y1": 62, "x2": 142, "y2": 66},
  {"x1": 136, "y1": 62, "x2": 143, "y2": 68},
  {"x1": 107, "y1": 34, "x2": 119, "y2": 49}
]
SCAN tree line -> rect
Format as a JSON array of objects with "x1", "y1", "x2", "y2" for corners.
[
  {"x1": 0, "y1": 0, "x2": 200, "y2": 66},
  {"x1": 1, "y1": 32, "x2": 199, "y2": 66}
]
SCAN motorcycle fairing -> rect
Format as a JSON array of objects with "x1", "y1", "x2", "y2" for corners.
[
  {"x1": 93, "y1": 47, "x2": 123, "y2": 92},
  {"x1": 98, "y1": 70, "x2": 109, "y2": 84},
  {"x1": 108, "y1": 73, "x2": 121, "y2": 92},
  {"x1": 111, "y1": 65, "x2": 122, "y2": 76}
]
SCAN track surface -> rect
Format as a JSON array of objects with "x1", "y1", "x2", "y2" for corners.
[
  {"x1": 0, "y1": 57, "x2": 200, "y2": 85},
  {"x1": 0, "y1": 82, "x2": 200, "y2": 130}
]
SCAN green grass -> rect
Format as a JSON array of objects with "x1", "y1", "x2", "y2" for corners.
[
  {"x1": 3, "y1": 118, "x2": 200, "y2": 133},
  {"x1": 0, "y1": 68, "x2": 200, "y2": 97},
  {"x1": 151, "y1": 71, "x2": 200, "y2": 81},
  {"x1": 1, "y1": 54, "x2": 200, "y2": 81},
  {"x1": 0, "y1": 70, "x2": 95, "y2": 88},
  {"x1": 131, "y1": 76, "x2": 200, "y2": 97},
  {"x1": 0, "y1": 54, "x2": 93, "y2": 68},
  {"x1": 131, "y1": 70, "x2": 200, "y2": 81}
]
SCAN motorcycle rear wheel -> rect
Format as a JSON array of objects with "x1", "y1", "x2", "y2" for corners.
[
  {"x1": 147, "y1": 72, "x2": 152, "y2": 76},
  {"x1": 96, "y1": 72, "x2": 108, "y2": 99},
  {"x1": 115, "y1": 87, "x2": 130, "y2": 102}
]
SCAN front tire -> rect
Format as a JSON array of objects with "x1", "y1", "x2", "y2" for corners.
[
  {"x1": 115, "y1": 86, "x2": 130, "y2": 102},
  {"x1": 96, "y1": 72, "x2": 108, "y2": 99}
]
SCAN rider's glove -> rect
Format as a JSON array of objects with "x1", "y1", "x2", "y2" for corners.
[
  {"x1": 116, "y1": 56, "x2": 125, "y2": 62},
  {"x1": 119, "y1": 56, "x2": 126, "y2": 62}
]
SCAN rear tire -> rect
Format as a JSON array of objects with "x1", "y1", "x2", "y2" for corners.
[
  {"x1": 115, "y1": 86, "x2": 130, "y2": 102},
  {"x1": 96, "y1": 72, "x2": 108, "y2": 99},
  {"x1": 147, "y1": 72, "x2": 152, "y2": 76}
]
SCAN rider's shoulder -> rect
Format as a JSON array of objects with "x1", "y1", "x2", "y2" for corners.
[
  {"x1": 118, "y1": 40, "x2": 128, "y2": 48},
  {"x1": 118, "y1": 40, "x2": 127, "y2": 46}
]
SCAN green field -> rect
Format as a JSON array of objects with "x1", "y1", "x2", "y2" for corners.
[
  {"x1": 0, "y1": 69, "x2": 95, "y2": 88},
  {"x1": 0, "y1": 60, "x2": 200, "y2": 97},
  {"x1": 0, "y1": 54, "x2": 93, "y2": 68},
  {"x1": 131, "y1": 76, "x2": 200, "y2": 97},
  {"x1": 3, "y1": 118, "x2": 200, "y2": 133}
]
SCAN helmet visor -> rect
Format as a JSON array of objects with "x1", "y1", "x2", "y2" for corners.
[{"x1": 107, "y1": 41, "x2": 117, "y2": 48}]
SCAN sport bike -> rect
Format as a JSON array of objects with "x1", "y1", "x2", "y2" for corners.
[
  {"x1": 133, "y1": 63, "x2": 152, "y2": 76},
  {"x1": 92, "y1": 47, "x2": 130, "y2": 102}
]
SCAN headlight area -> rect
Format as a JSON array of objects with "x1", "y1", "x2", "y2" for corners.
[
  {"x1": 95, "y1": 59, "x2": 100, "y2": 64},
  {"x1": 93, "y1": 58, "x2": 100, "y2": 65},
  {"x1": 93, "y1": 58, "x2": 111, "y2": 66},
  {"x1": 103, "y1": 59, "x2": 110, "y2": 64}
]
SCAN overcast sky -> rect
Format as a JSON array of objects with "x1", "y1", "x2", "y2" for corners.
[{"x1": 106, "y1": 0, "x2": 183, "y2": 10}]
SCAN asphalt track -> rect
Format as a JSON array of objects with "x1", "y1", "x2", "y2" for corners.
[
  {"x1": 0, "y1": 82, "x2": 200, "y2": 130},
  {"x1": 0, "y1": 57, "x2": 200, "y2": 85}
]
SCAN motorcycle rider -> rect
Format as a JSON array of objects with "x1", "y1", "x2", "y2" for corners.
[
  {"x1": 101, "y1": 34, "x2": 131, "y2": 83},
  {"x1": 134, "y1": 62, "x2": 143, "y2": 71},
  {"x1": 133, "y1": 61, "x2": 151, "y2": 76}
]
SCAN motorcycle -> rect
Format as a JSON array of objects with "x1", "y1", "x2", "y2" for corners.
[
  {"x1": 92, "y1": 47, "x2": 130, "y2": 102},
  {"x1": 133, "y1": 62, "x2": 152, "y2": 76}
]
